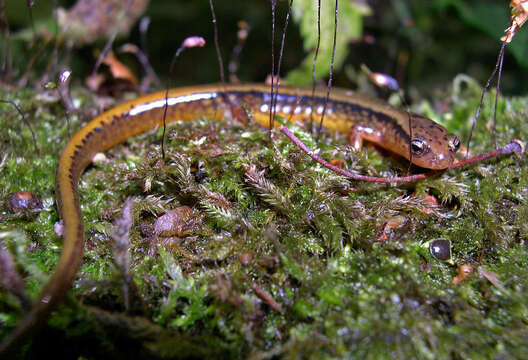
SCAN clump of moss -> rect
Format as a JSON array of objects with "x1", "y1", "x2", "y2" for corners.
[{"x1": 1, "y1": 80, "x2": 527, "y2": 358}]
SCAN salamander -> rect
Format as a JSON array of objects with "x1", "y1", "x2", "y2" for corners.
[{"x1": 0, "y1": 83, "x2": 460, "y2": 353}]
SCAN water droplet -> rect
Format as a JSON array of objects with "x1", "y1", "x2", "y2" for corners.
[{"x1": 429, "y1": 238, "x2": 451, "y2": 261}]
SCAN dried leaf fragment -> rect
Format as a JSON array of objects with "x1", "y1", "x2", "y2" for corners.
[
  {"x1": 479, "y1": 268, "x2": 506, "y2": 292},
  {"x1": 502, "y1": 0, "x2": 528, "y2": 43},
  {"x1": 57, "y1": 0, "x2": 150, "y2": 45},
  {"x1": 252, "y1": 283, "x2": 284, "y2": 314}
]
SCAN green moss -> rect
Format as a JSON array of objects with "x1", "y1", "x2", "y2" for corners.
[{"x1": 1, "y1": 81, "x2": 528, "y2": 358}]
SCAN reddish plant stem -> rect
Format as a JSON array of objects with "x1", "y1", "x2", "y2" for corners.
[{"x1": 280, "y1": 126, "x2": 523, "y2": 183}]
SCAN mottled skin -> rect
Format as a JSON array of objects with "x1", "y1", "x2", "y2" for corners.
[{"x1": 0, "y1": 83, "x2": 459, "y2": 354}]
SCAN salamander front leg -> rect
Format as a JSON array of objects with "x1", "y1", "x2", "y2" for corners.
[{"x1": 348, "y1": 124, "x2": 384, "y2": 151}]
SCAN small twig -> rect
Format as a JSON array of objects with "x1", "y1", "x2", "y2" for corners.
[
  {"x1": 252, "y1": 283, "x2": 284, "y2": 314},
  {"x1": 0, "y1": 100, "x2": 39, "y2": 153},
  {"x1": 280, "y1": 126, "x2": 524, "y2": 183}
]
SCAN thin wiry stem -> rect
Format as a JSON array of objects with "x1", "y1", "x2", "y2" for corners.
[
  {"x1": 493, "y1": 41, "x2": 506, "y2": 149},
  {"x1": 316, "y1": 0, "x2": 338, "y2": 142},
  {"x1": 268, "y1": 0, "x2": 277, "y2": 132},
  {"x1": 209, "y1": 0, "x2": 225, "y2": 84},
  {"x1": 467, "y1": 38, "x2": 508, "y2": 157},
  {"x1": 271, "y1": 0, "x2": 294, "y2": 127},
  {"x1": 0, "y1": 100, "x2": 39, "y2": 154},
  {"x1": 91, "y1": 0, "x2": 132, "y2": 78},
  {"x1": 310, "y1": 0, "x2": 322, "y2": 131},
  {"x1": 26, "y1": 0, "x2": 36, "y2": 42},
  {"x1": 0, "y1": 0, "x2": 12, "y2": 82}
]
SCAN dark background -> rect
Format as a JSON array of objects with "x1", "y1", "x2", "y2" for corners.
[{"x1": 2, "y1": 0, "x2": 527, "y2": 95}]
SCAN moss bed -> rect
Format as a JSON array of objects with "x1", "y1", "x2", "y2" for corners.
[{"x1": 0, "y1": 79, "x2": 527, "y2": 359}]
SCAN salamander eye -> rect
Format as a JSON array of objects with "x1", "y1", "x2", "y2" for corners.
[
  {"x1": 410, "y1": 137, "x2": 426, "y2": 156},
  {"x1": 448, "y1": 135, "x2": 460, "y2": 153}
]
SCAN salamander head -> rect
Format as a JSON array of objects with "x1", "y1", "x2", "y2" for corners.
[{"x1": 408, "y1": 116, "x2": 460, "y2": 170}]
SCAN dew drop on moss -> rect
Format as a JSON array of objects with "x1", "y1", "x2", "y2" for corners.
[{"x1": 429, "y1": 238, "x2": 451, "y2": 261}]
